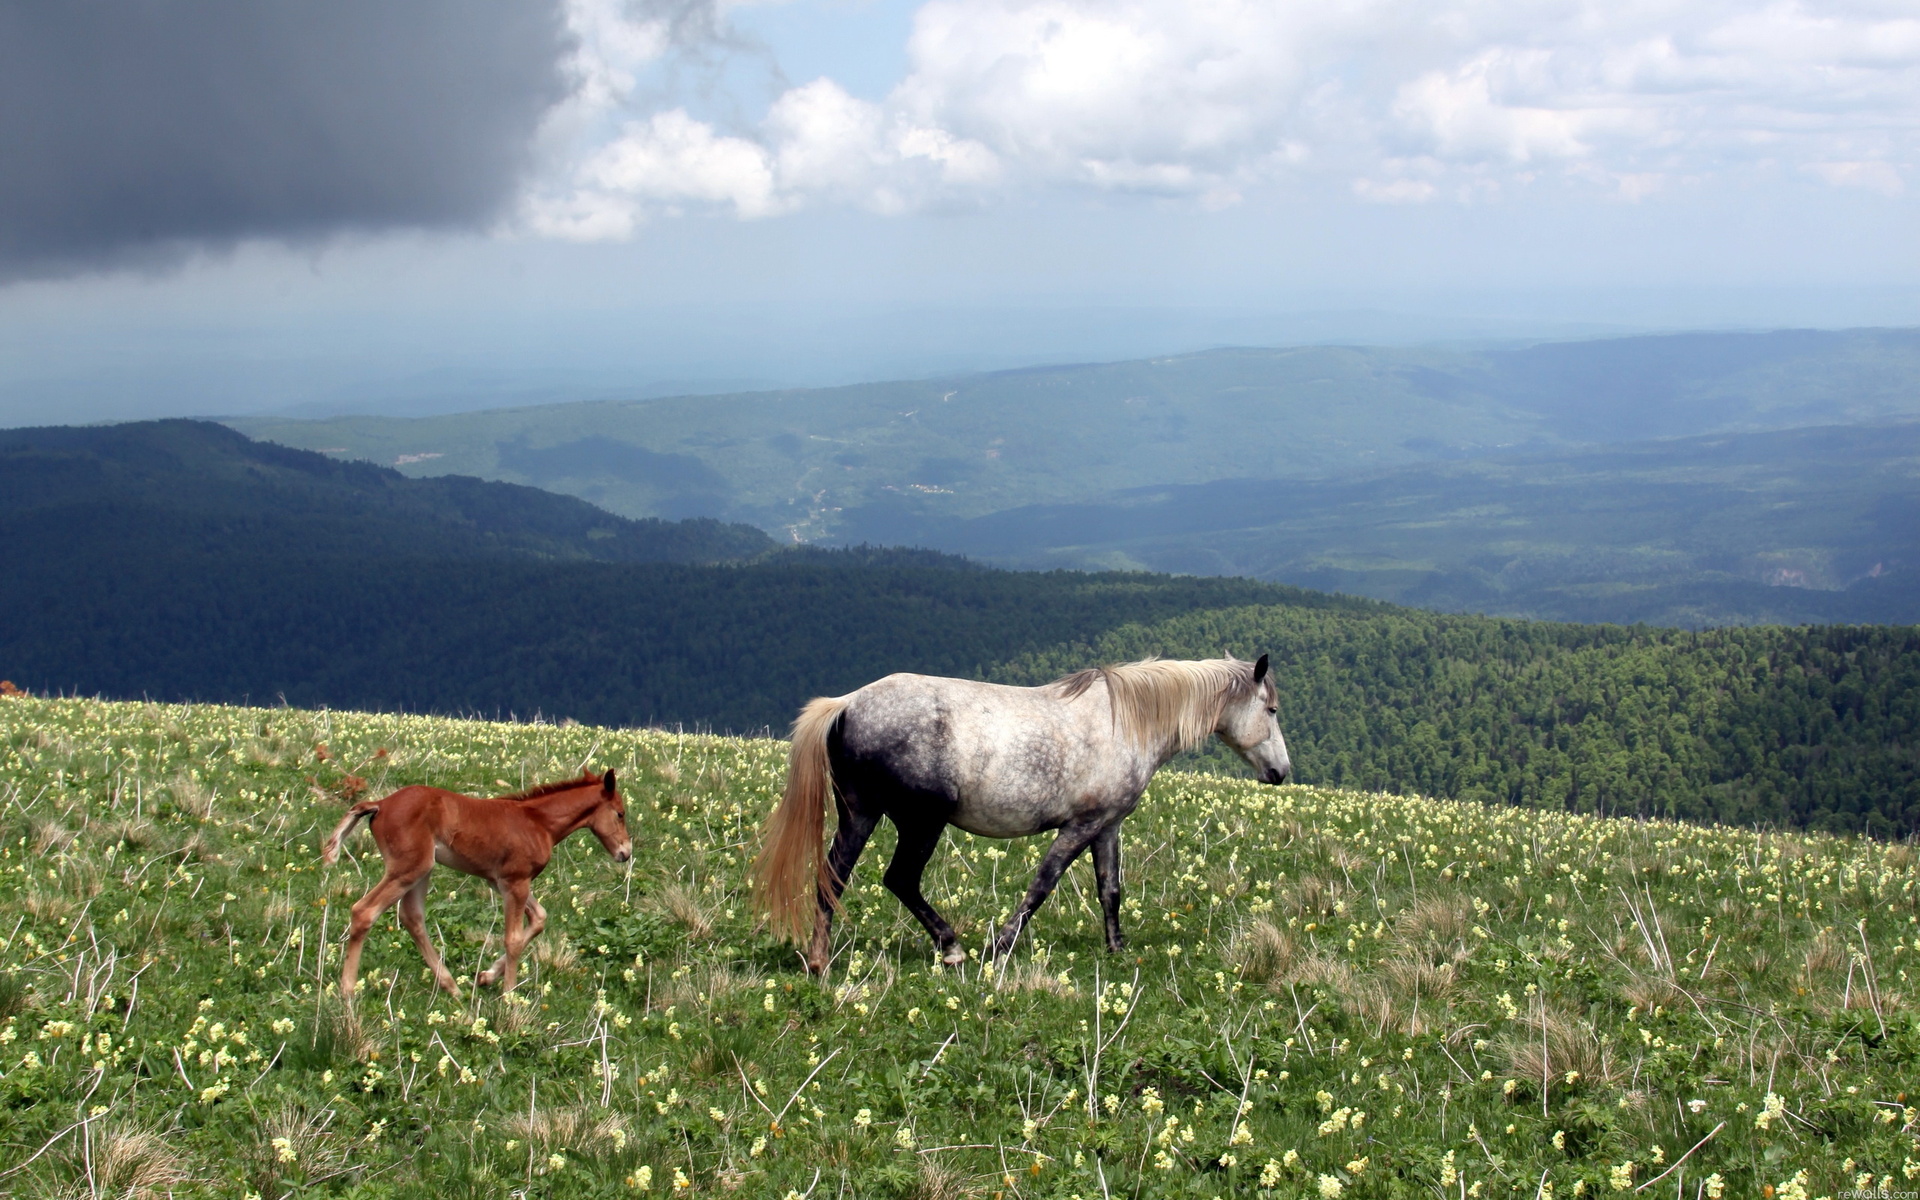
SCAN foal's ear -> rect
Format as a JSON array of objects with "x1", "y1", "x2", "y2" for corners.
[
  {"x1": 602, "y1": 768, "x2": 617, "y2": 795},
  {"x1": 1252, "y1": 653, "x2": 1270, "y2": 684}
]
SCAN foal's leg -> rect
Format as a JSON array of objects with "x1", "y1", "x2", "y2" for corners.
[
  {"x1": 342, "y1": 866, "x2": 425, "y2": 1000},
  {"x1": 883, "y1": 817, "x2": 964, "y2": 967},
  {"x1": 479, "y1": 877, "x2": 533, "y2": 991},
  {"x1": 806, "y1": 797, "x2": 879, "y2": 975},
  {"x1": 478, "y1": 891, "x2": 547, "y2": 987},
  {"x1": 398, "y1": 874, "x2": 458, "y2": 996},
  {"x1": 989, "y1": 819, "x2": 1105, "y2": 961},
  {"x1": 1091, "y1": 823, "x2": 1126, "y2": 952}
]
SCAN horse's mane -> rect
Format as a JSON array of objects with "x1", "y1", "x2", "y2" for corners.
[
  {"x1": 497, "y1": 771, "x2": 604, "y2": 803},
  {"x1": 1049, "y1": 657, "x2": 1257, "y2": 752}
]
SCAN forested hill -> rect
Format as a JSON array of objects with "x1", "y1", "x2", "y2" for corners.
[
  {"x1": 996, "y1": 609, "x2": 1919, "y2": 837},
  {"x1": 1, "y1": 421, "x2": 1915, "y2": 835},
  {"x1": 0, "y1": 419, "x2": 776, "y2": 564}
]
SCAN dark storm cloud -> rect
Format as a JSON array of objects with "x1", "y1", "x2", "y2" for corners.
[{"x1": 0, "y1": 0, "x2": 575, "y2": 280}]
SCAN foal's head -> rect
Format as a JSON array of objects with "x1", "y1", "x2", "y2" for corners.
[
  {"x1": 585, "y1": 769, "x2": 633, "y2": 863},
  {"x1": 1216, "y1": 654, "x2": 1292, "y2": 785}
]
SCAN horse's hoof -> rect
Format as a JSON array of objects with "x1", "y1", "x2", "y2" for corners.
[
  {"x1": 941, "y1": 947, "x2": 966, "y2": 967},
  {"x1": 476, "y1": 970, "x2": 497, "y2": 987}
]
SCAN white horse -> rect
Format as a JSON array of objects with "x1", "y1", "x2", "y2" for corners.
[{"x1": 752, "y1": 654, "x2": 1292, "y2": 973}]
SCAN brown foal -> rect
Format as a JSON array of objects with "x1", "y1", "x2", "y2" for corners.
[{"x1": 321, "y1": 770, "x2": 632, "y2": 999}]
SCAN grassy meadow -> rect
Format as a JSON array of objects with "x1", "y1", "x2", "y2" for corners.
[{"x1": 0, "y1": 695, "x2": 1914, "y2": 1198}]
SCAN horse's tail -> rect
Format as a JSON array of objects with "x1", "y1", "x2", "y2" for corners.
[
  {"x1": 753, "y1": 694, "x2": 852, "y2": 945},
  {"x1": 321, "y1": 801, "x2": 380, "y2": 866}
]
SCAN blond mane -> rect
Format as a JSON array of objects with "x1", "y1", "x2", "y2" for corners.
[{"x1": 1049, "y1": 657, "x2": 1256, "y2": 752}]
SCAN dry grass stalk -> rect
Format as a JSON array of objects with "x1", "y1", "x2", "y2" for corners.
[
  {"x1": 167, "y1": 773, "x2": 215, "y2": 821},
  {"x1": 98, "y1": 816, "x2": 159, "y2": 849},
  {"x1": 1231, "y1": 919, "x2": 1298, "y2": 985},
  {"x1": 1500, "y1": 1008, "x2": 1615, "y2": 1095},
  {"x1": 32, "y1": 818, "x2": 74, "y2": 854},
  {"x1": 657, "y1": 883, "x2": 715, "y2": 940},
  {"x1": 1381, "y1": 956, "x2": 1458, "y2": 1003},
  {"x1": 532, "y1": 934, "x2": 580, "y2": 973},
  {"x1": 1288, "y1": 952, "x2": 1355, "y2": 995},
  {"x1": 261, "y1": 1102, "x2": 353, "y2": 1185},
  {"x1": 1620, "y1": 973, "x2": 1684, "y2": 1011},
  {"x1": 502, "y1": 1106, "x2": 628, "y2": 1151},
  {"x1": 90, "y1": 1122, "x2": 193, "y2": 1199},
  {"x1": 24, "y1": 888, "x2": 76, "y2": 922},
  {"x1": 1001, "y1": 958, "x2": 1076, "y2": 996},
  {"x1": 910, "y1": 1155, "x2": 966, "y2": 1200},
  {"x1": 1286, "y1": 874, "x2": 1342, "y2": 919},
  {"x1": 1804, "y1": 929, "x2": 1848, "y2": 974},
  {"x1": 654, "y1": 962, "x2": 765, "y2": 1011}
]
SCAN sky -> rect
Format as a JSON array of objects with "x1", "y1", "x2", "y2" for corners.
[{"x1": 1, "y1": 0, "x2": 1917, "y2": 425}]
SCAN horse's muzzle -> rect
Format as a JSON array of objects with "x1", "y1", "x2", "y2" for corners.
[
  {"x1": 613, "y1": 846, "x2": 633, "y2": 863},
  {"x1": 1262, "y1": 765, "x2": 1291, "y2": 785}
]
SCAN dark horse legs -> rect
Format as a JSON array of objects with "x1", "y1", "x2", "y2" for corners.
[
  {"x1": 987, "y1": 816, "x2": 1109, "y2": 960},
  {"x1": 1091, "y1": 824, "x2": 1126, "y2": 952},
  {"x1": 805, "y1": 792, "x2": 1131, "y2": 971},
  {"x1": 806, "y1": 794, "x2": 878, "y2": 973},
  {"x1": 806, "y1": 798, "x2": 969, "y2": 972},
  {"x1": 884, "y1": 816, "x2": 964, "y2": 966}
]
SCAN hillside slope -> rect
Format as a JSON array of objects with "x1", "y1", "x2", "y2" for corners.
[{"x1": 0, "y1": 696, "x2": 1909, "y2": 1198}]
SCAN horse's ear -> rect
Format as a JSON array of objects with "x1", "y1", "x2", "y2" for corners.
[
  {"x1": 1252, "y1": 653, "x2": 1269, "y2": 684},
  {"x1": 602, "y1": 768, "x2": 616, "y2": 794}
]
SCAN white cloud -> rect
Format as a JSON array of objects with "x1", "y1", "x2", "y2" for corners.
[{"x1": 525, "y1": 0, "x2": 1920, "y2": 235}]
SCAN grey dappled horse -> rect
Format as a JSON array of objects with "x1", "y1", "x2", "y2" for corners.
[{"x1": 752, "y1": 655, "x2": 1292, "y2": 974}]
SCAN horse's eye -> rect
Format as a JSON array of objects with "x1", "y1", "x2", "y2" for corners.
[{"x1": 1267, "y1": 707, "x2": 1277, "y2": 715}]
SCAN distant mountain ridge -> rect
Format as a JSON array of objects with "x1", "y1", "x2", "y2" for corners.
[
  {"x1": 0, "y1": 419, "x2": 776, "y2": 565},
  {"x1": 227, "y1": 327, "x2": 1920, "y2": 626}
]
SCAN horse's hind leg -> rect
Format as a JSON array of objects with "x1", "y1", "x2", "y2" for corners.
[
  {"x1": 342, "y1": 867, "x2": 424, "y2": 1000},
  {"x1": 398, "y1": 874, "x2": 458, "y2": 997},
  {"x1": 807, "y1": 797, "x2": 879, "y2": 975},
  {"x1": 883, "y1": 816, "x2": 964, "y2": 967},
  {"x1": 989, "y1": 819, "x2": 1104, "y2": 961},
  {"x1": 1091, "y1": 823, "x2": 1126, "y2": 952}
]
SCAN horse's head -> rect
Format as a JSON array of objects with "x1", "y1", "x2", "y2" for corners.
[
  {"x1": 587, "y1": 769, "x2": 633, "y2": 862},
  {"x1": 1217, "y1": 653, "x2": 1292, "y2": 785}
]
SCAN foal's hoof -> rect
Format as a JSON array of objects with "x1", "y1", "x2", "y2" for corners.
[
  {"x1": 475, "y1": 969, "x2": 499, "y2": 988},
  {"x1": 940, "y1": 946, "x2": 967, "y2": 967}
]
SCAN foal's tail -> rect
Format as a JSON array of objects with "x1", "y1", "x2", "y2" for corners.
[
  {"x1": 752, "y1": 694, "x2": 852, "y2": 945},
  {"x1": 321, "y1": 800, "x2": 381, "y2": 866}
]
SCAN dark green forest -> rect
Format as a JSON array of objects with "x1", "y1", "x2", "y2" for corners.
[
  {"x1": 1000, "y1": 609, "x2": 1919, "y2": 837},
  {"x1": 3, "y1": 420, "x2": 1914, "y2": 835}
]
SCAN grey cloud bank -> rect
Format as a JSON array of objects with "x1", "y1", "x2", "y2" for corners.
[{"x1": 0, "y1": 0, "x2": 573, "y2": 280}]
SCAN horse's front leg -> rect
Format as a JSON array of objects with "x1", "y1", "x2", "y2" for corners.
[
  {"x1": 1091, "y1": 823, "x2": 1125, "y2": 952},
  {"x1": 989, "y1": 819, "x2": 1103, "y2": 961},
  {"x1": 479, "y1": 878, "x2": 532, "y2": 991}
]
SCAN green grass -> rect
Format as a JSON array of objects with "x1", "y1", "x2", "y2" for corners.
[{"x1": 0, "y1": 695, "x2": 1914, "y2": 1198}]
